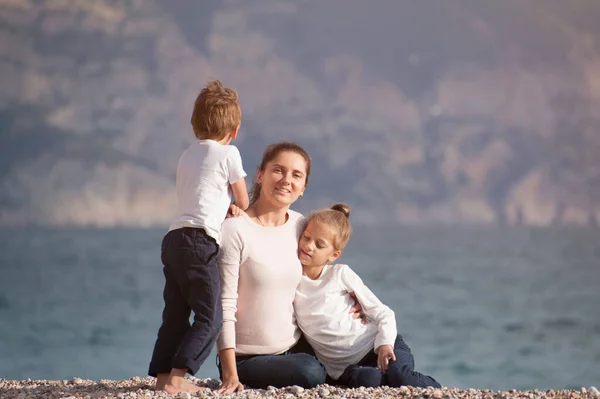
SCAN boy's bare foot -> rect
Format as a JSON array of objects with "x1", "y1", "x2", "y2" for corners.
[
  {"x1": 161, "y1": 368, "x2": 208, "y2": 395},
  {"x1": 155, "y1": 373, "x2": 169, "y2": 391},
  {"x1": 164, "y1": 378, "x2": 207, "y2": 395}
]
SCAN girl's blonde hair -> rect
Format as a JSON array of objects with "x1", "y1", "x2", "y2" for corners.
[{"x1": 307, "y1": 203, "x2": 352, "y2": 251}]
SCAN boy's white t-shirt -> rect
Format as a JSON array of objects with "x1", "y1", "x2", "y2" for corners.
[
  {"x1": 294, "y1": 264, "x2": 397, "y2": 379},
  {"x1": 169, "y1": 139, "x2": 246, "y2": 243}
]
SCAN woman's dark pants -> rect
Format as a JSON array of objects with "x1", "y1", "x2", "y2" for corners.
[
  {"x1": 148, "y1": 227, "x2": 221, "y2": 377},
  {"x1": 218, "y1": 335, "x2": 327, "y2": 389},
  {"x1": 335, "y1": 334, "x2": 441, "y2": 388}
]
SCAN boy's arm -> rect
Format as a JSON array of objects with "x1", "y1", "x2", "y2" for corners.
[
  {"x1": 230, "y1": 178, "x2": 249, "y2": 210},
  {"x1": 226, "y1": 146, "x2": 249, "y2": 210},
  {"x1": 338, "y1": 265, "x2": 397, "y2": 352}
]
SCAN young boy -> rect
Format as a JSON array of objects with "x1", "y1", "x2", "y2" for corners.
[{"x1": 148, "y1": 80, "x2": 249, "y2": 394}]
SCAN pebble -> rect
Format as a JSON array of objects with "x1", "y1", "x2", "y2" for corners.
[
  {"x1": 290, "y1": 385, "x2": 304, "y2": 394},
  {"x1": 2, "y1": 378, "x2": 598, "y2": 399}
]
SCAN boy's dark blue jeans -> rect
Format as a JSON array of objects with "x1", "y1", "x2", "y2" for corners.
[
  {"x1": 148, "y1": 227, "x2": 221, "y2": 377},
  {"x1": 334, "y1": 334, "x2": 441, "y2": 388},
  {"x1": 218, "y1": 335, "x2": 327, "y2": 389}
]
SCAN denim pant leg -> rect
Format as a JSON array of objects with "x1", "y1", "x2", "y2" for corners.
[
  {"x1": 337, "y1": 365, "x2": 384, "y2": 388},
  {"x1": 149, "y1": 231, "x2": 192, "y2": 376},
  {"x1": 335, "y1": 350, "x2": 384, "y2": 388},
  {"x1": 148, "y1": 228, "x2": 221, "y2": 376},
  {"x1": 385, "y1": 334, "x2": 441, "y2": 388},
  {"x1": 234, "y1": 336, "x2": 327, "y2": 389}
]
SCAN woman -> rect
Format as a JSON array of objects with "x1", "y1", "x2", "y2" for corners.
[{"x1": 217, "y1": 142, "x2": 360, "y2": 393}]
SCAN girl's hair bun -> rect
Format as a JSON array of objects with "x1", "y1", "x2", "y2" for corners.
[{"x1": 331, "y1": 203, "x2": 350, "y2": 219}]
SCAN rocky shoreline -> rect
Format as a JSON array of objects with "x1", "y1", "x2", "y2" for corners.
[{"x1": 1, "y1": 378, "x2": 598, "y2": 399}]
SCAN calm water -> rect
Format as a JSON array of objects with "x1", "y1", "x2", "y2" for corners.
[{"x1": 0, "y1": 226, "x2": 599, "y2": 390}]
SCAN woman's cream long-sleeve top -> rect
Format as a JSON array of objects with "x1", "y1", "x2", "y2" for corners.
[
  {"x1": 217, "y1": 210, "x2": 306, "y2": 354},
  {"x1": 294, "y1": 264, "x2": 397, "y2": 379}
]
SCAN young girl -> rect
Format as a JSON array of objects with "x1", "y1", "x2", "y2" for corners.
[{"x1": 294, "y1": 203, "x2": 441, "y2": 388}]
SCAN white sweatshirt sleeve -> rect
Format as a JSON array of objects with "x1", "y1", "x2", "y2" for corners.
[
  {"x1": 338, "y1": 265, "x2": 397, "y2": 352},
  {"x1": 217, "y1": 220, "x2": 243, "y2": 350}
]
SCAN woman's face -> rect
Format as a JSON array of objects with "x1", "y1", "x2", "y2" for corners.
[{"x1": 256, "y1": 151, "x2": 308, "y2": 208}]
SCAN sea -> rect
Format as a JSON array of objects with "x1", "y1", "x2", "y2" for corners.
[{"x1": 0, "y1": 225, "x2": 599, "y2": 390}]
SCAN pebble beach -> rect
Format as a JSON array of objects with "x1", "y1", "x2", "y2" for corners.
[{"x1": 1, "y1": 378, "x2": 599, "y2": 399}]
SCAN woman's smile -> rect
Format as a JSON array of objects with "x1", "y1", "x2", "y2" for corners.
[
  {"x1": 257, "y1": 151, "x2": 307, "y2": 205},
  {"x1": 274, "y1": 186, "x2": 291, "y2": 194}
]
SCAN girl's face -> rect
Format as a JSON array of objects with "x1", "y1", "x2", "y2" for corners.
[
  {"x1": 256, "y1": 151, "x2": 307, "y2": 207},
  {"x1": 298, "y1": 220, "x2": 341, "y2": 268}
]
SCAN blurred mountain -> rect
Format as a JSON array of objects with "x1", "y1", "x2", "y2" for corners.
[{"x1": 1, "y1": 0, "x2": 599, "y2": 227}]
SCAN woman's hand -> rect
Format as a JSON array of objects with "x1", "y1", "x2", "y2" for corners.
[
  {"x1": 348, "y1": 291, "x2": 368, "y2": 324},
  {"x1": 376, "y1": 344, "x2": 396, "y2": 372},
  {"x1": 217, "y1": 376, "x2": 244, "y2": 394},
  {"x1": 217, "y1": 348, "x2": 244, "y2": 394}
]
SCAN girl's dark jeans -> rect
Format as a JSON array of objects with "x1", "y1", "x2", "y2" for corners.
[{"x1": 334, "y1": 334, "x2": 441, "y2": 388}]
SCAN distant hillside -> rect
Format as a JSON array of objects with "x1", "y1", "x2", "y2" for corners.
[{"x1": 1, "y1": 0, "x2": 599, "y2": 226}]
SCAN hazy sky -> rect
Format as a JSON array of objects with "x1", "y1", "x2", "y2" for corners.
[{"x1": 1, "y1": 0, "x2": 599, "y2": 226}]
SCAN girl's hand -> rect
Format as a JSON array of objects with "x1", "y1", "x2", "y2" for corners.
[
  {"x1": 217, "y1": 376, "x2": 244, "y2": 394},
  {"x1": 376, "y1": 344, "x2": 396, "y2": 372},
  {"x1": 348, "y1": 291, "x2": 368, "y2": 324}
]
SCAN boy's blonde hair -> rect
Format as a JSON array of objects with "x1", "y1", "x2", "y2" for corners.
[
  {"x1": 308, "y1": 203, "x2": 352, "y2": 251},
  {"x1": 191, "y1": 80, "x2": 241, "y2": 140}
]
